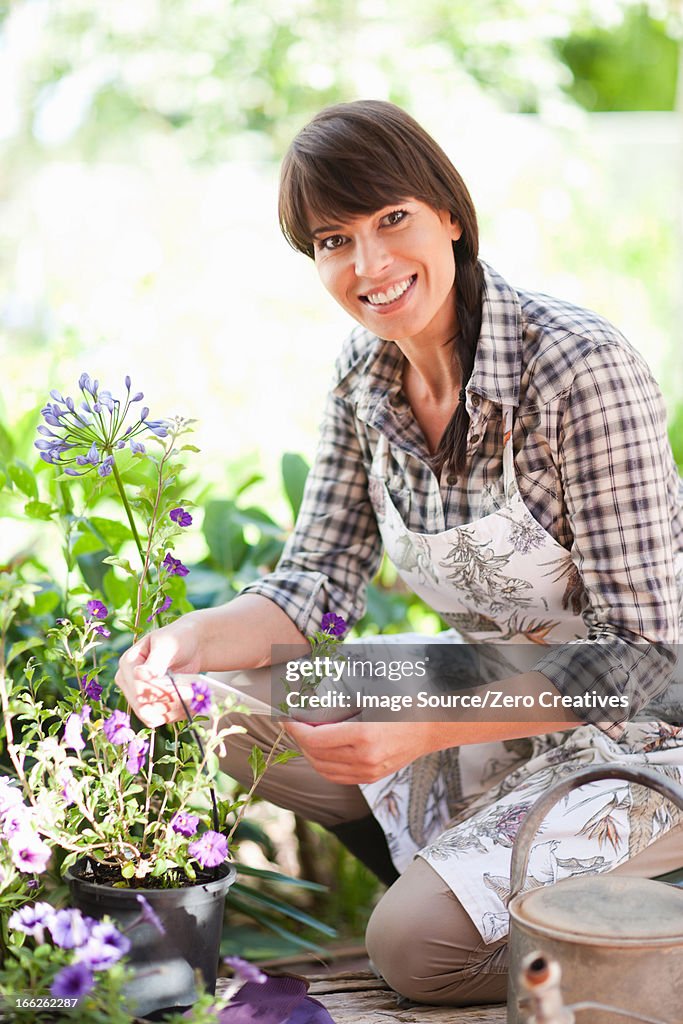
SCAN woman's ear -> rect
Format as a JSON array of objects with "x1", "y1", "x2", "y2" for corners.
[{"x1": 450, "y1": 214, "x2": 463, "y2": 242}]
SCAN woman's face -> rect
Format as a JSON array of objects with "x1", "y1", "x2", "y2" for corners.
[{"x1": 310, "y1": 199, "x2": 462, "y2": 350}]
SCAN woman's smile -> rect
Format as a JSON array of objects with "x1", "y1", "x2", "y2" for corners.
[{"x1": 310, "y1": 199, "x2": 462, "y2": 348}]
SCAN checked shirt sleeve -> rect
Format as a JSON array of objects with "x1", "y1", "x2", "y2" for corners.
[
  {"x1": 238, "y1": 388, "x2": 383, "y2": 637},
  {"x1": 534, "y1": 342, "x2": 680, "y2": 725}
]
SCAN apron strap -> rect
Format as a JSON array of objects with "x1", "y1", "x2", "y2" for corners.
[{"x1": 501, "y1": 405, "x2": 517, "y2": 496}]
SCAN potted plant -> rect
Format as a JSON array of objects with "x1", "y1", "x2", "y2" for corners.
[{"x1": 0, "y1": 373, "x2": 297, "y2": 1019}]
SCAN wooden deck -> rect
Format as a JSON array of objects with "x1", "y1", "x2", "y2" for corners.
[{"x1": 306, "y1": 970, "x2": 507, "y2": 1023}]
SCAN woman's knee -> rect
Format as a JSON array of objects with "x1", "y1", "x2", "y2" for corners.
[{"x1": 366, "y1": 857, "x2": 508, "y2": 1006}]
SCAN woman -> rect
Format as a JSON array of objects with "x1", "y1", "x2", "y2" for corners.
[{"x1": 116, "y1": 100, "x2": 683, "y2": 1006}]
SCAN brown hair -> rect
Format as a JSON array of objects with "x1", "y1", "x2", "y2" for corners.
[{"x1": 279, "y1": 99, "x2": 483, "y2": 481}]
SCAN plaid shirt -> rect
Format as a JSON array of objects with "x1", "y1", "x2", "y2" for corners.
[{"x1": 242, "y1": 262, "x2": 683, "y2": 710}]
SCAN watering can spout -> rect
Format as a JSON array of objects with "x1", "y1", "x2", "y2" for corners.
[{"x1": 519, "y1": 951, "x2": 574, "y2": 1024}]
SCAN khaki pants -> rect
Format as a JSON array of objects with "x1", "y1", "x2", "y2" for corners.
[{"x1": 213, "y1": 668, "x2": 683, "y2": 1006}]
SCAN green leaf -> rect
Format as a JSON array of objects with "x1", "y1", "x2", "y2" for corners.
[
  {"x1": 181, "y1": 444, "x2": 201, "y2": 452},
  {"x1": 0, "y1": 421, "x2": 13, "y2": 460},
  {"x1": 281, "y1": 453, "x2": 309, "y2": 519},
  {"x1": 225, "y1": 895, "x2": 323, "y2": 953},
  {"x1": 7, "y1": 637, "x2": 44, "y2": 666},
  {"x1": 235, "y1": 863, "x2": 326, "y2": 892},
  {"x1": 24, "y1": 499, "x2": 55, "y2": 520},
  {"x1": 230, "y1": 882, "x2": 337, "y2": 936},
  {"x1": 248, "y1": 744, "x2": 266, "y2": 781},
  {"x1": 9, "y1": 461, "x2": 38, "y2": 500},
  {"x1": 273, "y1": 749, "x2": 301, "y2": 766},
  {"x1": 121, "y1": 863, "x2": 135, "y2": 879},
  {"x1": 202, "y1": 499, "x2": 248, "y2": 574},
  {"x1": 101, "y1": 555, "x2": 136, "y2": 576}
]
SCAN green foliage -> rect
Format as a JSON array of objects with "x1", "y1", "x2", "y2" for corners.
[{"x1": 554, "y1": 4, "x2": 680, "y2": 111}]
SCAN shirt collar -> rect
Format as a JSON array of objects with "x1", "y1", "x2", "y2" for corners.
[{"x1": 332, "y1": 260, "x2": 523, "y2": 429}]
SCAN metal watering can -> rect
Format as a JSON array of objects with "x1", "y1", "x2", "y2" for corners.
[{"x1": 507, "y1": 764, "x2": 683, "y2": 1024}]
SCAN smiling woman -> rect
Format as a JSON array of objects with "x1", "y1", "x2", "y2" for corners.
[{"x1": 116, "y1": 99, "x2": 683, "y2": 1009}]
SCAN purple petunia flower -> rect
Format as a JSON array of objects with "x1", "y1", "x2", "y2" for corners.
[
  {"x1": 9, "y1": 831, "x2": 52, "y2": 873},
  {"x1": 80, "y1": 674, "x2": 103, "y2": 701},
  {"x1": 0, "y1": 776, "x2": 24, "y2": 814},
  {"x1": 50, "y1": 963, "x2": 94, "y2": 1000},
  {"x1": 135, "y1": 895, "x2": 166, "y2": 935},
  {"x1": 85, "y1": 599, "x2": 108, "y2": 621},
  {"x1": 102, "y1": 710, "x2": 135, "y2": 746},
  {"x1": 223, "y1": 956, "x2": 267, "y2": 985},
  {"x1": 125, "y1": 736, "x2": 149, "y2": 774},
  {"x1": 189, "y1": 680, "x2": 211, "y2": 716},
  {"x1": 169, "y1": 507, "x2": 193, "y2": 528},
  {"x1": 75, "y1": 921, "x2": 130, "y2": 970},
  {"x1": 188, "y1": 830, "x2": 229, "y2": 869},
  {"x1": 49, "y1": 908, "x2": 91, "y2": 949},
  {"x1": 147, "y1": 595, "x2": 172, "y2": 622},
  {"x1": 170, "y1": 811, "x2": 199, "y2": 838},
  {"x1": 63, "y1": 706, "x2": 91, "y2": 752},
  {"x1": 9, "y1": 902, "x2": 55, "y2": 943},
  {"x1": 321, "y1": 613, "x2": 347, "y2": 637},
  {"x1": 58, "y1": 765, "x2": 76, "y2": 806},
  {"x1": 162, "y1": 552, "x2": 189, "y2": 577}
]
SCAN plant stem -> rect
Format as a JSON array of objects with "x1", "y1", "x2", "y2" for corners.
[
  {"x1": 226, "y1": 725, "x2": 287, "y2": 847},
  {"x1": 111, "y1": 460, "x2": 145, "y2": 565}
]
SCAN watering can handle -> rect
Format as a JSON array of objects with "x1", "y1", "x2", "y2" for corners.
[{"x1": 509, "y1": 763, "x2": 683, "y2": 901}]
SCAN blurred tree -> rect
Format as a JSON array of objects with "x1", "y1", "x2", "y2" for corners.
[
  {"x1": 554, "y1": 3, "x2": 679, "y2": 110},
  {"x1": 1, "y1": 0, "x2": 680, "y2": 166}
]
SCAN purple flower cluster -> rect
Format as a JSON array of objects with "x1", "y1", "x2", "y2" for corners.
[
  {"x1": 170, "y1": 506, "x2": 192, "y2": 527},
  {"x1": 321, "y1": 612, "x2": 347, "y2": 637},
  {"x1": 189, "y1": 680, "x2": 211, "y2": 716},
  {"x1": 224, "y1": 956, "x2": 267, "y2": 985},
  {"x1": 35, "y1": 374, "x2": 169, "y2": 478},
  {"x1": 0, "y1": 776, "x2": 52, "y2": 874},
  {"x1": 9, "y1": 901, "x2": 130, "y2": 1001},
  {"x1": 170, "y1": 812, "x2": 199, "y2": 838},
  {"x1": 188, "y1": 830, "x2": 229, "y2": 869},
  {"x1": 162, "y1": 552, "x2": 189, "y2": 577},
  {"x1": 84, "y1": 600, "x2": 111, "y2": 638}
]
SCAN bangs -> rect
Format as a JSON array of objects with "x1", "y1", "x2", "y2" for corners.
[{"x1": 280, "y1": 154, "x2": 418, "y2": 258}]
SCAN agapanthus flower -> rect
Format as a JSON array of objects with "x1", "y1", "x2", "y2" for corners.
[
  {"x1": 9, "y1": 831, "x2": 52, "y2": 873},
  {"x1": 190, "y1": 680, "x2": 211, "y2": 716},
  {"x1": 75, "y1": 921, "x2": 130, "y2": 970},
  {"x1": 102, "y1": 710, "x2": 135, "y2": 746},
  {"x1": 49, "y1": 908, "x2": 91, "y2": 949},
  {"x1": 223, "y1": 956, "x2": 267, "y2": 985},
  {"x1": 35, "y1": 374, "x2": 167, "y2": 477},
  {"x1": 170, "y1": 811, "x2": 199, "y2": 838},
  {"x1": 321, "y1": 612, "x2": 347, "y2": 637},
  {"x1": 9, "y1": 902, "x2": 55, "y2": 943},
  {"x1": 188, "y1": 830, "x2": 229, "y2": 869},
  {"x1": 63, "y1": 706, "x2": 91, "y2": 752},
  {"x1": 135, "y1": 895, "x2": 166, "y2": 935},
  {"x1": 162, "y1": 552, "x2": 189, "y2": 577},
  {"x1": 85, "y1": 599, "x2": 108, "y2": 620},
  {"x1": 50, "y1": 963, "x2": 94, "y2": 1000},
  {"x1": 125, "y1": 736, "x2": 149, "y2": 774},
  {"x1": 80, "y1": 674, "x2": 103, "y2": 701},
  {"x1": 147, "y1": 595, "x2": 172, "y2": 622},
  {"x1": 169, "y1": 507, "x2": 193, "y2": 527}
]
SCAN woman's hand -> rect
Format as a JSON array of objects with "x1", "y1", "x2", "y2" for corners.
[
  {"x1": 115, "y1": 614, "x2": 203, "y2": 727},
  {"x1": 283, "y1": 720, "x2": 438, "y2": 784}
]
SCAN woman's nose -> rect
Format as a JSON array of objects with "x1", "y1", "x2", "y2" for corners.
[{"x1": 354, "y1": 236, "x2": 391, "y2": 279}]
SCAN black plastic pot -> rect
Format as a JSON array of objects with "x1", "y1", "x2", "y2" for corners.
[{"x1": 64, "y1": 860, "x2": 236, "y2": 1019}]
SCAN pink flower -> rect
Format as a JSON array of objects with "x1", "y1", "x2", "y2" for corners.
[
  {"x1": 125, "y1": 736, "x2": 149, "y2": 774},
  {"x1": 9, "y1": 831, "x2": 52, "y2": 873},
  {"x1": 170, "y1": 812, "x2": 199, "y2": 838},
  {"x1": 188, "y1": 830, "x2": 229, "y2": 869},
  {"x1": 102, "y1": 710, "x2": 135, "y2": 746}
]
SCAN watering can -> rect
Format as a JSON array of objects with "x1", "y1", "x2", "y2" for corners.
[{"x1": 507, "y1": 764, "x2": 683, "y2": 1024}]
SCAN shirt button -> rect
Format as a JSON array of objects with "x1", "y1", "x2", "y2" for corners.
[
  {"x1": 471, "y1": 394, "x2": 481, "y2": 407},
  {"x1": 470, "y1": 433, "x2": 480, "y2": 443},
  {"x1": 447, "y1": 474, "x2": 458, "y2": 485}
]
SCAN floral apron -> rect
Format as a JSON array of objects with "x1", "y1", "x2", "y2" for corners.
[{"x1": 361, "y1": 406, "x2": 683, "y2": 943}]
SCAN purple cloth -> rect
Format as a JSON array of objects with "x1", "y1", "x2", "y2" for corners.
[{"x1": 218, "y1": 975, "x2": 335, "y2": 1024}]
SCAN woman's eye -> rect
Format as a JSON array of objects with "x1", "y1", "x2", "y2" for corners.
[
  {"x1": 384, "y1": 209, "x2": 407, "y2": 226},
  {"x1": 320, "y1": 235, "x2": 346, "y2": 251}
]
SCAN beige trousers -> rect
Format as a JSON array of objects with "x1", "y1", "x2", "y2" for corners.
[{"x1": 213, "y1": 668, "x2": 683, "y2": 1006}]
